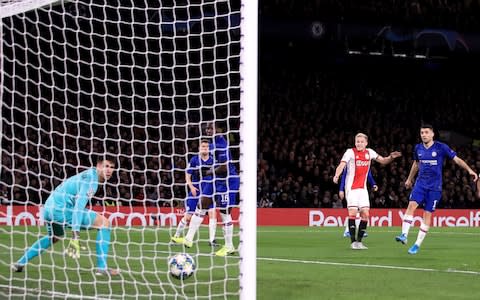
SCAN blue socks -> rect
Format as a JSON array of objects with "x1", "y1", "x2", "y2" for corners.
[
  {"x1": 17, "y1": 228, "x2": 111, "y2": 270},
  {"x1": 17, "y1": 236, "x2": 52, "y2": 266},
  {"x1": 96, "y1": 228, "x2": 111, "y2": 270}
]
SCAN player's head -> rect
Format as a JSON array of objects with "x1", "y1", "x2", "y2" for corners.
[
  {"x1": 204, "y1": 122, "x2": 216, "y2": 136},
  {"x1": 354, "y1": 133, "x2": 368, "y2": 151},
  {"x1": 199, "y1": 139, "x2": 210, "y2": 156},
  {"x1": 96, "y1": 154, "x2": 116, "y2": 182},
  {"x1": 420, "y1": 124, "x2": 434, "y2": 144}
]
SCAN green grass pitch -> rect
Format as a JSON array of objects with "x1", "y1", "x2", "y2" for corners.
[{"x1": 1, "y1": 226, "x2": 480, "y2": 299}]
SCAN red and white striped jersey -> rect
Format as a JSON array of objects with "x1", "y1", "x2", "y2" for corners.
[{"x1": 341, "y1": 148, "x2": 378, "y2": 191}]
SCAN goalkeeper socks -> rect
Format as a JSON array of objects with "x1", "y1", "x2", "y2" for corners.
[
  {"x1": 18, "y1": 235, "x2": 52, "y2": 265},
  {"x1": 348, "y1": 218, "x2": 356, "y2": 243},
  {"x1": 402, "y1": 214, "x2": 414, "y2": 236},
  {"x1": 414, "y1": 223, "x2": 429, "y2": 246},
  {"x1": 221, "y1": 213, "x2": 234, "y2": 248},
  {"x1": 96, "y1": 227, "x2": 111, "y2": 270},
  {"x1": 209, "y1": 217, "x2": 217, "y2": 242},
  {"x1": 357, "y1": 220, "x2": 368, "y2": 242},
  {"x1": 185, "y1": 210, "x2": 206, "y2": 242},
  {"x1": 175, "y1": 217, "x2": 188, "y2": 238}
]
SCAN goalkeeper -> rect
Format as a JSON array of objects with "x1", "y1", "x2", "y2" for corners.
[{"x1": 12, "y1": 155, "x2": 119, "y2": 276}]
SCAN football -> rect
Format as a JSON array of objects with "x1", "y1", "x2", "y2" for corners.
[{"x1": 168, "y1": 253, "x2": 196, "y2": 280}]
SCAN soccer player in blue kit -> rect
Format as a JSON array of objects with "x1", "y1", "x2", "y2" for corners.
[
  {"x1": 205, "y1": 122, "x2": 240, "y2": 257},
  {"x1": 395, "y1": 124, "x2": 478, "y2": 254},
  {"x1": 12, "y1": 156, "x2": 119, "y2": 275},
  {"x1": 171, "y1": 139, "x2": 215, "y2": 247}
]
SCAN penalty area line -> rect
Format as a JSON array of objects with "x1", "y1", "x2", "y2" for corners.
[{"x1": 258, "y1": 257, "x2": 480, "y2": 276}]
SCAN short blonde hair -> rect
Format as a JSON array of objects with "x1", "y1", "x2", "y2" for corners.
[{"x1": 355, "y1": 133, "x2": 368, "y2": 141}]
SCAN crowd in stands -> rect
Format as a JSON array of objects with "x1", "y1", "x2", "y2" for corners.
[
  {"x1": 2, "y1": 58, "x2": 480, "y2": 210},
  {"x1": 2, "y1": 54, "x2": 480, "y2": 210},
  {"x1": 261, "y1": 0, "x2": 480, "y2": 32}
]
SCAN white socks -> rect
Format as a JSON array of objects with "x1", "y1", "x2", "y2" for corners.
[
  {"x1": 414, "y1": 223, "x2": 429, "y2": 246},
  {"x1": 185, "y1": 209, "x2": 206, "y2": 242},
  {"x1": 209, "y1": 217, "x2": 217, "y2": 242},
  {"x1": 402, "y1": 214, "x2": 414, "y2": 236},
  {"x1": 221, "y1": 213, "x2": 233, "y2": 249},
  {"x1": 174, "y1": 216, "x2": 187, "y2": 238}
]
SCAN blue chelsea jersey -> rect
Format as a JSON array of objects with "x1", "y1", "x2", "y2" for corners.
[
  {"x1": 210, "y1": 135, "x2": 238, "y2": 177},
  {"x1": 413, "y1": 141, "x2": 456, "y2": 191},
  {"x1": 186, "y1": 154, "x2": 215, "y2": 183}
]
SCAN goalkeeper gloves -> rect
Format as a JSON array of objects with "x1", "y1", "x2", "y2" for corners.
[{"x1": 65, "y1": 239, "x2": 80, "y2": 259}]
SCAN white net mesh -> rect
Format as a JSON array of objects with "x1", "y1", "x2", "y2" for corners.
[{"x1": 0, "y1": 0, "x2": 243, "y2": 298}]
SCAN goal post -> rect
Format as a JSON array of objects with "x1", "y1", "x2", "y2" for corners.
[
  {"x1": 239, "y1": 0, "x2": 258, "y2": 299},
  {"x1": 0, "y1": 0, "x2": 257, "y2": 299}
]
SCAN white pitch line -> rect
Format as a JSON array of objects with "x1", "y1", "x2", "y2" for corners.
[
  {"x1": 0, "y1": 284, "x2": 117, "y2": 300},
  {"x1": 257, "y1": 229, "x2": 480, "y2": 236},
  {"x1": 258, "y1": 257, "x2": 480, "y2": 275}
]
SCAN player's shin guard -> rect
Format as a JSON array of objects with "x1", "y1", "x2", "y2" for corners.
[
  {"x1": 348, "y1": 218, "x2": 357, "y2": 243},
  {"x1": 221, "y1": 213, "x2": 234, "y2": 249},
  {"x1": 414, "y1": 223, "x2": 429, "y2": 246},
  {"x1": 185, "y1": 209, "x2": 206, "y2": 242},
  {"x1": 209, "y1": 217, "x2": 217, "y2": 243},
  {"x1": 357, "y1": 220, "x2": 368, "y2": 242},
  {"x1": 17, "y1": 236, "x2": 52, "y2": 265},
  {"x1": 96, "y1": 227, "x2": 111, "y2": 270},
  {"x1": 402, "y1": 215, "x2": 414, "y2": 236}
]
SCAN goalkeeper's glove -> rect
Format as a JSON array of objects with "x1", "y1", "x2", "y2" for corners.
[{"x1": 65, "y1": 239, "x2": 81, "y2": 259}]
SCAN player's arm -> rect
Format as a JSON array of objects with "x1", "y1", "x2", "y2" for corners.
[
  {"x1": 186, "y1": 159, "x2": 199, "y2": 196},
  {"x1": 367, "y1": 169, "x2": 378, "y2": 191},
  {"x1": 205, "y1": 145, "x2": 228, "y2": 177},
  {"x1": 452, "y1": 156, "x2": 478, "y2": 182},
  {"x1": 405, "y1": 160, "x2": 419, "y2": 189},
  {"x1": 66, "y1": 183, "x2": 91, "y2": 259},
  {"x1": 71, "y1": 183, "x2": 91, "y2": 235},
  {"x1": 333, "y1": 161, "x2": 346, "y2": 184},
  {"x1": 477, "y1": 176, "x2": 480, "y2": 198},
  {"x1": 338, "y1": 169, "x2": 347, "y2": 200},
  {"x1": 375, "y1": 151, "x2": 402, "y2": 165}
]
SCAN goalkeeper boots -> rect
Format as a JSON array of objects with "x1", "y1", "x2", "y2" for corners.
[
  {"x1": 95, "y1": 268, "x2": 121, "y2": 276},
  {"x1": 215, "y1": 246, "x2": 235, "y2": 257},
  {"x1": 11, "y1": 263, "x2": 24, "y2": 273},
  {"x1": 395, "y1": 233, "x2": 408, "y2": 245}
]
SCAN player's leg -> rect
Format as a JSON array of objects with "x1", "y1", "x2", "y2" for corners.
[
  {"x1": 215, "y1": 191, "x2": 237, "y2": 256},
  {"x1": 346, "y1": 190, "x2": 360, "y2": 248},
  {"x1": 409, "y1": 191, "x2": 439, "y2": 254},
  {"x1": 184, "y1": 196, "x2": 212, "y2": 247},
  {"x1": 355, "y1": 190, "x2": 370, "y2": 249},
  {"x1": 343, "y1": 218, "x2": 351, "y2": 238},
  {"x1": 82, "y1": 210, "x2": 118, "y2": 275},
  {"x1": 215, "y1": 176, "x2": 239, "y2": 255},
  {"x1": 12, "y1": 208, "x2": 64, "y2": 272},
  {"x1": 184, "y1": 180, "x2": 215, "y2": 246},
  {"x1": 396, "y1": 187, "x2": 424, "y2": 244},
  {"x1": 13, "y1": 221, "x2": 63, "y2": 272},
  {"x1": 208, "y1": 207, "x2": 219, "y2": 246},
  {"x1": 172, "y1": 195, "x2": 196, "y2": 242}
]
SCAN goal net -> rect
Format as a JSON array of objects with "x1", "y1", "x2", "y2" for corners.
[{"x1": 0, "y1": 0, "x2": 257, "y2": 299}]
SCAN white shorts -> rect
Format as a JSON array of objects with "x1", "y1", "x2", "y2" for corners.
[{"x1": 346, "y1": 189, "x2": 370, "y2": 209}]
